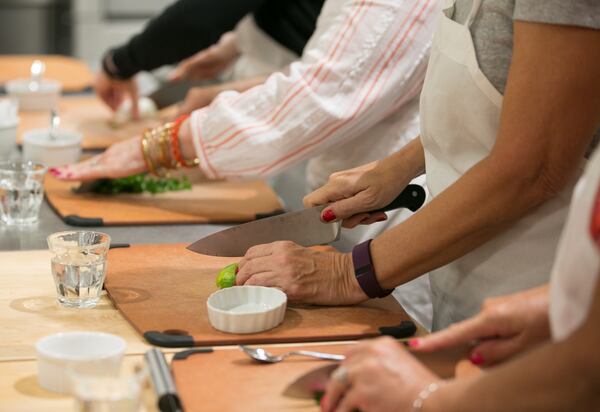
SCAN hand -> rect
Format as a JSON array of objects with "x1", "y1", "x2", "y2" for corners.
[
  {"x1": 322, "y1": 337, "x2": 440, "y2": 412},
  {"x1": 176, "y1": 85, "x2": 222, "y2": 116},
  {"x1": 236, "y1": 241, "x2": 367, "y2": 305},
  {"x1": 94, "y1": 70, "x2": 139, "y2": 118},
  {"x1": 169, "y1": 32, "x2": 239, "y2": 81},
  {"x1": 410, "y1": 285, "x2": 550, "y2": 367},
  {"x1": 48, "y1": 136, "x2": 146, "y2": 181}
]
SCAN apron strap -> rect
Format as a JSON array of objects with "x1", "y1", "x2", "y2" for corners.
[{"x1": 465, "y1": 0, "x2": 482, "y2": 27}]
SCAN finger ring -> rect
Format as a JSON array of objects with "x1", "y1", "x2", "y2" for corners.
[{"x1": 331, "y1": 366, "x2": 350, "y2": 387}]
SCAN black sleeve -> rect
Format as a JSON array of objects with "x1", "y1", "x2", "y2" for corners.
[{"x1": 107, "y1": 0, "x2": 267, "y2": 79}]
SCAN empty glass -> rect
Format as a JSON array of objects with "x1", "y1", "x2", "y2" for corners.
[
  {"x1": 0, "y1": 161, "x2": 45, "y2": 225},
  {"x1": 47, "y1": 231, "x2": 111, "y2": 308}
]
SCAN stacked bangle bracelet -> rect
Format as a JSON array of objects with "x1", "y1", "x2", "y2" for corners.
[{"x1": 140, "y1": 114, "x2": 199, "y2": 176}]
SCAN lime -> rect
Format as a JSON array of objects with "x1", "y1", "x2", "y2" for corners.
[{"x1": 216, "y1": 263, "x2": 238, "y2": 288}]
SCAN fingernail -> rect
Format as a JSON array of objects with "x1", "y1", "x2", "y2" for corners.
[
  {"x1": 470, "y1": 352, "x2": 484, "y2": 365},
  {"x1": 322, "y1": 209, "x2": 336, "y2": 223},
  {"x1": 48, "y1": 168, "x2": 60, "y2": 176},
  {"x1": 376, "y1": 216, "x2": 387, "y2": 222},
  {"x1": 407, "y1": 338, "x2": 421, "y2": 348}
]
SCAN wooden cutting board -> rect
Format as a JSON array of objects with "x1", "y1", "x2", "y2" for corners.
[
  {"x1": 172, "y1": 343, "x2": 478, "y2": 412},
  {"x1": 104, "y1": 244, "x2": 415, "y2": 347},
  {"x1": 17, "y1": 95, "x2": 176, "y2": 150},
  {"x1": 0, "y1": 55, "x2": 93, "y2": 93},
  {"x1": 45, "y1": 175, "x2": 284, "y2": 226}
]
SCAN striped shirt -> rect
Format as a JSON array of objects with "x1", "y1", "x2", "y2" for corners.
[{"x1": 190, "y1": 0, "x2": 438, "y2": 188}]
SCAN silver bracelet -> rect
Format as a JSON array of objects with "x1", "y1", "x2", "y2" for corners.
[{"x1": 412, "y1": 382, "x2": 444, "y2": 412}]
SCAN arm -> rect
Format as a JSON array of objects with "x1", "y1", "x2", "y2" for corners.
[
  {"x1": 105, "y1": 0, "x2": 265, "y2": 79},
  {"x1": 428, "y1": 276, "x2": 600, "y2": 412},
  {"x1": 371, "y1": 21, "x2": 600, "y2": 289},
  {"x1": 178, "y1": 0, "x2": 437, "y2": 179}
]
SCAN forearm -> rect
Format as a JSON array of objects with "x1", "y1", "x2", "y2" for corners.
[
  {"x1": 108, "y1": 0, "x2": 264, "y2": 78},
  {"x1": 372, "y1": 148, "x2": 577, "y2": 289}
]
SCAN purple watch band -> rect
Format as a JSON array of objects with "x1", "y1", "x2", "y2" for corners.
[{"x1": 352, "y1": 239, "x2": 393, "y2": 299}]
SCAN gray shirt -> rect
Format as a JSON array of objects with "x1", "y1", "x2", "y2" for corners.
[{"x1": 452, "y1": 0, "x2": 600, "y2": 151}]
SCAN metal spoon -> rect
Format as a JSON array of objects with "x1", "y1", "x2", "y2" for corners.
[
  {"x1": 240, "y1": 345, "x2": 345, "y2": 363},
  {"x1": 29, "y1": 60, "x2": 46, "y2": 91},
  {"x1": 49, "y1": 109, "x2": 60, "y2": 140}
]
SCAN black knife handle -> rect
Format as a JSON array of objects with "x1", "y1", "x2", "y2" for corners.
[{"x1": 372, "y1": 184, "x2": 426, "y2": 213}]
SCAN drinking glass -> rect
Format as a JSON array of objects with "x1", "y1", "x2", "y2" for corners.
[
  {"x1": 0, "y1": 161, "x2": 45, "y2": 225},
  {"x1": 47, "y1": 231, "x2": 111, "y2": 308}
]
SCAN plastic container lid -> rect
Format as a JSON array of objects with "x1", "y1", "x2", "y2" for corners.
[{"x1": 23, "y1": 128, "x2": 82, "y2": 148}]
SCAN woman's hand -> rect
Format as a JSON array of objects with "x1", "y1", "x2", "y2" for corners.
[
  {"x1": 304, "y1": 138, "x2": 424, "y2": 228},
  {"x1": 411, "y1": 285, "x2": 550, "y2": 367},
  {"x1": 236, "y1": 241, "x2": 367, "y2": 305},
  {"x1": 48, "y1": 137, "x2": 146, "y2": 181},
  {"x1": 322, "y1": 337, "x2": 440, "y2": 412},
  {"x1": 169, "y1": 32, "x2": 240, "y2": 81},
  {"x1": 95, "y1": 70, "x2": 139, "y2": 117}
]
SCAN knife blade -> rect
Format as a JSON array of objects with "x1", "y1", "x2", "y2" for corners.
[
  {"x1": 283, "y1": 364, "x2": 338, "y2": 399},
  {"x1": 187, "y1": 184, "x2": 426, "y2": 256}
]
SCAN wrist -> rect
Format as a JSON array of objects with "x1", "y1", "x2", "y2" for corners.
[
  {"x1": 338, "y1": 252, "x2": 369, "y2": 303},
  {"x1": 351, "y1": 240, "x2": 394, "y2": 299}
]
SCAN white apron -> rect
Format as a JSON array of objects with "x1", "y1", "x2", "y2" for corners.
[
  {"x1": 230, "y1": 15, "x2": 299, "y2": 80},
  {"x1": 550, "y1": 149, "x2": 600, "y2": 342},
  {"x1": 420, "y1": 0, "x2": 580, "y2": 330}
]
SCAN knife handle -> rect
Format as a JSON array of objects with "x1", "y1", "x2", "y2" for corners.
[{"x1": 372, "y1": 184, "x2": 426, "y2": 213}]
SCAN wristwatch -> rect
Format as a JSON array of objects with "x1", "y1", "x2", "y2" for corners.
[{"x1": 352, "y1": 239, "x2": 393, "y2": 299}]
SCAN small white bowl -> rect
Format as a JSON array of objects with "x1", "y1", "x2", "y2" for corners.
[
  {"x1": 207, "y1": 286, "x2": 287, "y2": 334},
  {"x1": 23, "y1": 128, "x2": 82, "y2": 167},
  {"x1": 36, "y1": 332, "x2": 126, "y2": 394},
  {"x1": 6, "y1": 78, "x2": 61, "y2": 111}
]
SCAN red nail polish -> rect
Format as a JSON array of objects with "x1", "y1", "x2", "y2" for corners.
[
  {"x1": 48, "y1": 168, "x2": 59, "y2": 176},
  {"x1": 322, "y1": 209, "x2": 336, "y2": 222},
  {"x1": 470, "y1": 352, "x2": 484, "y2": 365},
  {"x1": 407, "y1": 338, "x2": 420, "y2": 348}
]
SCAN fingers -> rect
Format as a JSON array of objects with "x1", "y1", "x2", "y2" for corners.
[
  {"x1": 54, "y1": 156, "x2": 106, "y2": 181},
  {"x1": 236, "y1": 256, "x2": 278, "y2": 285},
  {"x1": 322, "y1": 370, "x2": 348, "y2": 412},
  {"x1": 411, "y1": 313, "x2": 495, "y2": 352},
  {"x1": 470, "y1": 336, "x2": 524, "y2": 366},
  {"x1": 333, "y1": 392, "x2": 360, "y2": 412},
  {"x1": 321, "y1": 190, "x2": 380, "y2": 224},
  {"x1": 304, "y1": 183, "x2": 341, "y2": 208}
]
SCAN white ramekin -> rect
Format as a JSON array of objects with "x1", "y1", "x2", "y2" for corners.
[
  {"x1": 207, "y1": 286, "x2": 287, "y2": 334},
  {"x1": 5, "y1": 78, "x2": 62, "y2": 111},
  {"x1": 23, "y1": 128, "x2": 82, "y2": 167},
  {"x1": 36, "y1": 332, "x2": 126, "y2": 394}
]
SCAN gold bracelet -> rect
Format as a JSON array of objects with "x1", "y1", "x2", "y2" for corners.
[{"x1": 140, "y1": 133, "x2": 157, "y2": 176}]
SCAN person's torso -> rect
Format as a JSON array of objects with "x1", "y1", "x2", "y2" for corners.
[{"x1": 420, "y1": 0, "x2": 582, "y2": 330}]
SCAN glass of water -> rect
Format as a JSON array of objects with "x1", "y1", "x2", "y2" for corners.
[
  {"x1": 47, "y1": 231, "x2": 111, "y2": 308},
  {"x1": 0, "y1": 161, "x2": 45, "y2": 225}
]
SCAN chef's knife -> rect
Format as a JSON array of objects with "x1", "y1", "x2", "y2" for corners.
[
  {"x1": 283, "y1": 364, "x2": 338, "y2": 399},
  {"x1": 187, "y1": 184, "x2": 426, "y2": 256}
]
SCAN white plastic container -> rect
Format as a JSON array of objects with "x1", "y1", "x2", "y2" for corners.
[
  {"x1": 0, "y1": 98, "x2": 19, "y2": 159},
  {"x1": 23, "y1": 128, "x2": 82, "y2": 168},
  {"x1": 6, "y1": 78, "x2": 62, "y2": 111},
  {"x1": 207, "y1": 286, "x2": 287, "y2": 334},
  {"x1": 36, "y1": 332, "x2": 126, "y2": 394},
  {"x1": 0, "y1": 120, "x2": 18, "y2": 160}
]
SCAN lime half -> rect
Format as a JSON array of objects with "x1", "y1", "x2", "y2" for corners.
[{"x1": 216, "y1": 263, "x2": 238, "y2": 289}]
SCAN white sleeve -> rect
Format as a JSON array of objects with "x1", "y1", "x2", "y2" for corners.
[{"x1": 190, "y1": 0, "x2": 438, "y2": 179}]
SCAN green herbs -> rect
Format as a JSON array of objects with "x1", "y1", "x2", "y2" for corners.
[{"x1": 87, "y1": 174, "x2": 192, "y2": 195}]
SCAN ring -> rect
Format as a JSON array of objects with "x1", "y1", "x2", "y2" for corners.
[{"x1": 331, "y1": 366, "x2": 350, "y2": 387}]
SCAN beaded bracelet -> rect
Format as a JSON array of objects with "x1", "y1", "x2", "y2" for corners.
[{"x1": 412, "y1": 382, "x2": 444, "y2": 412}]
